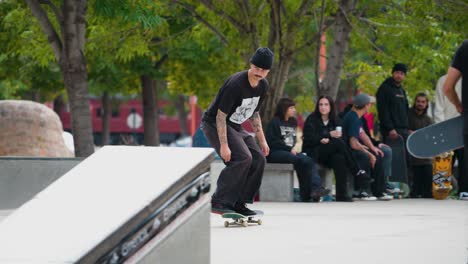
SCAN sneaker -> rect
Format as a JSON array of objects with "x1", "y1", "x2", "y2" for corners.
[
  {"x1": 311, "y1": 187, "x2": 331, "y2": 199},
  {"x1": 353, "y1": 191, "x2": 377, "y2": 201},
  {"x1": 386, "y1": 187, "x2": 402, "y2": 194},
  {"x1": 459, "y1": 192, "x2": 468, "y2": 200},
  {"x1": 211, "y1": 202, "x2": 235, "y2": 215},
  {"x1": 386, "y1": 182, "x2": 402, "y2": 194},
  {"x1": 377, "y1": 193, "x2": 393, "y2": 201},
  {"x1": 234, "y1": 202, "x2": 256, "y2": 216},
  {"x1": 356, "y1": 170, "x2": 374, "y2": 183}
]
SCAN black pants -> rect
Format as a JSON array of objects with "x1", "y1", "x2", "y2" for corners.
[
  {"x1": 267, "y1": 150, "x2": 320, "y2": 201},
  {"x1": 310, "y1": 138, "x2": 359, "y2": 199},
  {"x1": 201, "y1": 121, "x2": 265, "y2": 207},
  {"x1": 352, "y1": 150, "x2": 385, "y2": 196},
  {"x1": 411, "y1": 165, "x2": 433, "y2": 198},
  {"x1": 455, "y1": 148, "x2": 467, "y2": 194}
]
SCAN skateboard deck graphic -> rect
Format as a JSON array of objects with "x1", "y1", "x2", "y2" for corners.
[
  {"x1": 222, "y1": 210, "x2": 263, "y2": 227},
  {"x1": 432, "y1": 153, "x2": 454, "y2": 200},
  {"x1": 407, "y1": 116, "x2": 463, "y2": 158}
]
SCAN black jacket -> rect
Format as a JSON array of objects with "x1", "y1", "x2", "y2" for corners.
[
  {"x1": 376, "y1": 77, "x2": 409, "y2": 133},
  {"x1": 265, "y1": 117, "x2": 297, "y2": 152},
  {"x1": 302, "y1": 113, "x2": 340, "y2": 154}
]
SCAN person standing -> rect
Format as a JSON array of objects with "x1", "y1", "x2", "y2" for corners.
[
  {"x1": 434, "y1": 74, "x2": 464, "y2": 198},
  {"x1": 201, "y1": 47, "x2": 274, "y2": 215},
  {"x1": 376, "y1": 63, "x2": 410, "y2": 142},
  {"x1": 265, "y1": 97, "x2": 329, "y2": 202},
  {"x1": 443, "y1": 40, "x2": 468, "y2": 200},
  {"x1": 408, "y1": 93, "x2": 434, "y2": 198}
]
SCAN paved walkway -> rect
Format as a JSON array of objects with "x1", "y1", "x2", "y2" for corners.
[{"x1": 211, "y1": 199, "x2": 468, "y2": 264}]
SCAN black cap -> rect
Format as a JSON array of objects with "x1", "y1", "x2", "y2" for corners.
[
  {"x1": 392, "y1": 63, "x2": 407, "y2": 74},
  {"x1": 250, "y1": 47, "x2": 274, "y2": 69}
]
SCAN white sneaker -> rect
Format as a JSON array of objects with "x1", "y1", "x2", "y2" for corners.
[
  {"x1": 378, "y1": 193, "x2": 393, "y2": 201},
  {"x1": 353, "y1": 191, "x2": 377, "y2": 201},
  {"x1": 459, "y1": 192, "x2": 468, "y2": 200},
  {"x1": 387, "y1": 187, "x2": 402, "y2": 194}
]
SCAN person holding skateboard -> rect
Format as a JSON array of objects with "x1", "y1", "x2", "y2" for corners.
[
  {"x1": 265, "y1": 97, "x2": 329, "y2": 202},
  {"x1": 201, "y1": 47, "x2": 273, "y2": 215},
  {"x1": 443, "y1": 39, "x2": 468, "y2": 200}
]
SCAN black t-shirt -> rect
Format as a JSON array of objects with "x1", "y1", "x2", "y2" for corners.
[
  {"x1": 202, "y1": 70, "x2": 268, "y2": 130},
  {"x1": 265, "y1": 117, "x2": 297, "y2": 152},
  {"x1": 451, "y1": 40, "x2": 468, "y2": 111},
  {"x1": 342, "y1": 110, "x2": 363, "y2": 146}
]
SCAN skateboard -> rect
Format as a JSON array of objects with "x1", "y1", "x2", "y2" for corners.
[
  {"x1": 432, "y1": 152, "x2": 454, "y2": 200},
  {"x1": 385, "y1": 135, "x2": 409, "y2": 184},
  {"x1": 222, "y1": 210, "x2": 263, "y2": 228},
  {"x1": 407, "y1": 116, "x2": 463, "y2": 159}
]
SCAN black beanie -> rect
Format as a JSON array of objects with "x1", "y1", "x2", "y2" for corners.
[
  {"x1": 250, "y1": 47, "x2": 274, "y2": 69},
  {"x1": 392, "y1": 63, "x2": 407, "y2": 74}
]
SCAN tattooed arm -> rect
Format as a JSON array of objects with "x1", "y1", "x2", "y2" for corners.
[
  {"x1": 249, "y1": 111, "x2": 270, "y2": 156},
  {"x1": 216, "y1": 109, "x2": 231, "y2": 162}
]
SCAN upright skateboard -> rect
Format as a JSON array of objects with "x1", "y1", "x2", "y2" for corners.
[
  {"x1": 407, "y1": 116, "x2": 463, "y2": 158},
  {"x1": 432, "y1": 152, "x2": 454, "y2": 200},
  {"x1": 222, "y1": 210, "x2": 263, "y2": 228}
]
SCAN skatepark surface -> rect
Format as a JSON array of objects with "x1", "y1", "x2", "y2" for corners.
[
  {"x1": 1, "y1": 199, "x2": 466, "y2": 264},
  {"x1": 210, "y1": 199, "x2": 468, "y2": 264}
]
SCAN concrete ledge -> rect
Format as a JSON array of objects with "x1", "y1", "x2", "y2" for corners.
[
  {"x1": 210, "y1": 161, "x2": 295, "y2": 202},
  {"x1": 259, "y1": 163, "x2": 294, "y2": 202},
  {"x1": 0, "y1": 157, "x2": 82, "y2": 209}
]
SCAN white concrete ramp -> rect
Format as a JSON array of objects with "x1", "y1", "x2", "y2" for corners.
[{"x1": 0, "y1": 146, "x2": 214, "y2": 263}]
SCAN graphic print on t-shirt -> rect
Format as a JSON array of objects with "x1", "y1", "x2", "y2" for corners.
[
  {"x1": 229, "y1": 97, "x2": 260, "y2": 124},
  {"x1": 280, "y1": 126, "x2": 296, "y2": 147}
]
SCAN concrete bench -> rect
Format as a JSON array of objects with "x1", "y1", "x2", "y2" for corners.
[{"x1": 210, "y1": 161, "x2": 334, "y2": 202}]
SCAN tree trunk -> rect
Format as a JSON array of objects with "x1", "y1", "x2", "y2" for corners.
[
  {"x1": 101, "y1": 92, "x2": 111, "y2": 146},
  {"x1": 141, "y1": 75, "x2": 159, "y2": 146},
  {"x1": 26, "y1": 0, "x2": 94, "y2": 157},
  {"x1": 319, "y1": 0, "x2": 356, "y2": 99},
  {"x1": 174, "y1": 95, "x2": 189, "y2": 137},
  {"x1": 61, "y1": 0, "x2": 93, "y2": 157},
  {"x1": 261, "y1": 54, "x2": 294, "y2": 126}
]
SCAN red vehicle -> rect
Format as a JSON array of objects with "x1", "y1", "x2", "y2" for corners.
[{"x1": 58, "y1": 98, "x2": 202, "y2": 145}]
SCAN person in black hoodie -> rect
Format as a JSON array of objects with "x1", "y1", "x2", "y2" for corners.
[
  {"x1": 302, "y1": 95, "x2": 370, "y2": 201},
  {"x1": 266, "y1": 97, "x2": 329, "y2": 202},
  {"x1": 376, "y1": 63, "x2": 410, "y2": 142}
]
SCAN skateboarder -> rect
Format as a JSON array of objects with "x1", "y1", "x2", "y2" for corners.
[
  {"x1": 443, "y1": 39, "x2": 468, "y2": 200},
  {"x1": 201, "y1": 47, "x2": 274, "y2": 215},
  {"x1": 408, "y1": 93, "x2": 433, "y2": 198}
]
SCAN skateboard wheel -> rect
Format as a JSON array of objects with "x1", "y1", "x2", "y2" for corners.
[
  {"x1": 224, "y1": 221, "x2": 229, "y2": 228},
  {"x1": 257, "y1": 219, "x2": 262, "y2": 225},
  {"x1": 242, "y1": 221, "x2": 248, "y2": 227}
]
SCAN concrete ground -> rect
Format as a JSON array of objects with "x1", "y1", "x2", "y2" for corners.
[
  {"x1": 211, "y1": 199, "x2": 468, "y2": 264},
  {"x1": 1, "y1": 200, "x2": 466, "y2": 264}
]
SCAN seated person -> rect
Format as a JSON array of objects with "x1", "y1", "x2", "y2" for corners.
[
  {"x1": 302, "y1": 95, "x2": 369, "y2": 202},
  {"x1": 266, "y1": 97, "x2": 329, "y2": 202},
  {"x1": 340, "y1": 103, "x2": 399, "y2": 195},
  {"x1": 342, "y1": 94, "x2": 393, "y2": 201}
]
